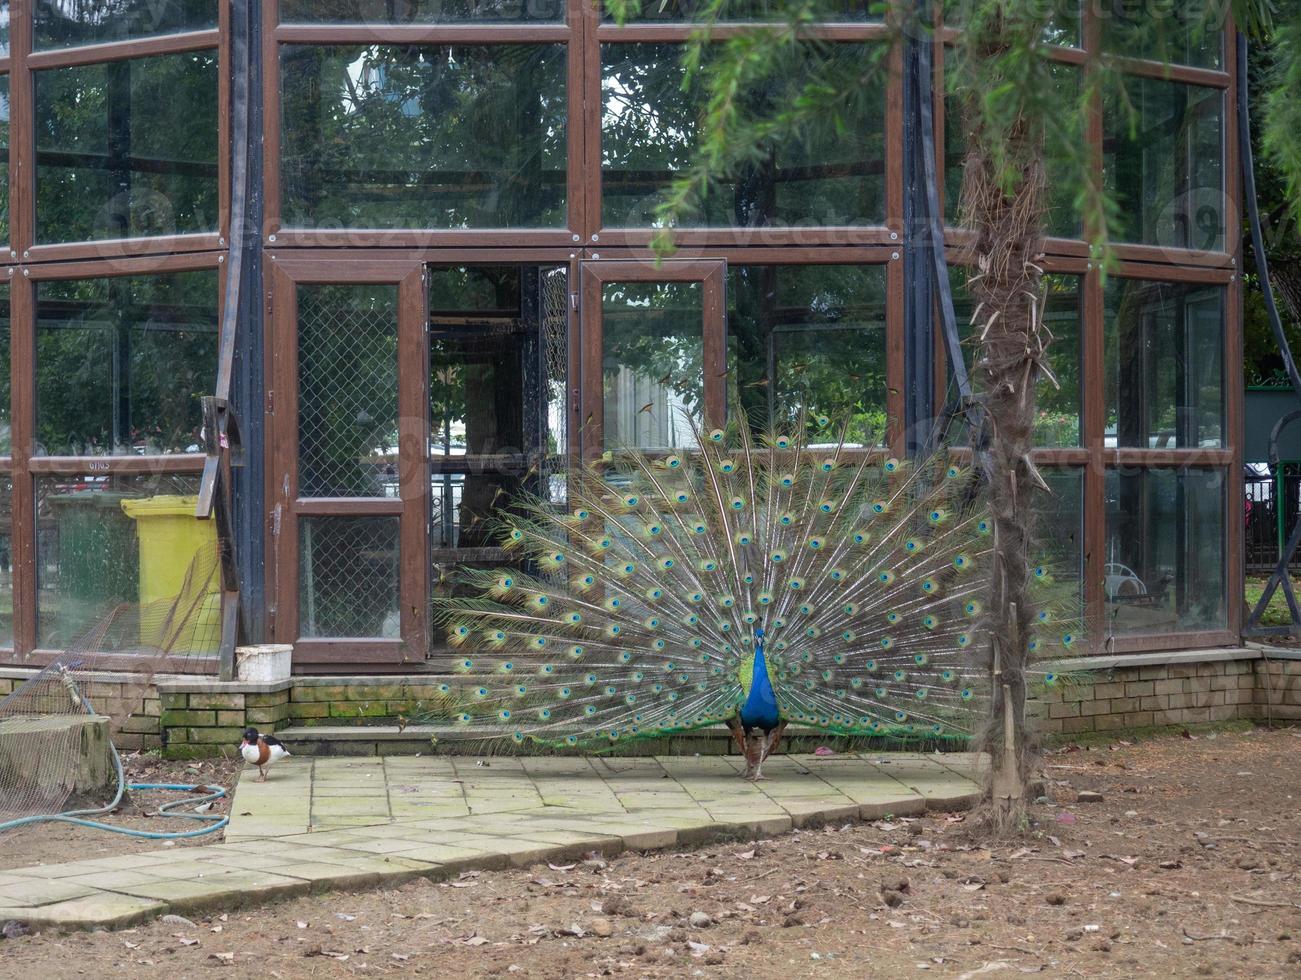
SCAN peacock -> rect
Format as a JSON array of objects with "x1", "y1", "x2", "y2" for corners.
[{"x1": 425, "y1": 412, "x2": 1077, "y2": 779}]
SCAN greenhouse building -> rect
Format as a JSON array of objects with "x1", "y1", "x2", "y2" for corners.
[{"x1": 0, "y1": 0, "x2": 1258, "y2": 734}]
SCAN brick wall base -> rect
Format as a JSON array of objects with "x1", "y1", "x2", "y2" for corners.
[
  {"x1": 4, "y1": 646, "x2": 1298, "y2": 759},
  {"x1": 0, "y1": 669, "x2": 161, "y2": 751},
  {"x1": 1029, "y1": 647, "x2": 1301, "y2": 737}
]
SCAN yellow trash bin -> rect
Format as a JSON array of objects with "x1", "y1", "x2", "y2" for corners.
[{"x1": 120, "y1": 495, "x2": 221, "y2": 655}]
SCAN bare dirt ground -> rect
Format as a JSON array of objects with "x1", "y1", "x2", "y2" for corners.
[
  {"x1": 2, "y1": 727, "x2": 1299, "y2": 979},
  {"x1": 0, "y1": 753, "x2": 243, "y2": 870}
]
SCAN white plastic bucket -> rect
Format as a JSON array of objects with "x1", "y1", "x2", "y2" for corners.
[{"x1": 235, "y1": 644, "x2": 293, "y2": 683}]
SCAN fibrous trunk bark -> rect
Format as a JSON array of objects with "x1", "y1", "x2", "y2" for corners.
[{"x1": 959, "y1": 47, "x2": 1050, "y2": 837}]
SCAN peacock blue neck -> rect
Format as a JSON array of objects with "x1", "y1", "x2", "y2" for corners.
[{"x1": 738, "y1": 639, "x2": 781, "y2": 732}]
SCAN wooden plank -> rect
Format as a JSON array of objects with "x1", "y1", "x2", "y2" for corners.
[
  {"x1": 22, "y1": 250, "x2": 221, "y2": 279},
  {"x1": 295, "y1": 498, "x2": 405, "y2": 516},
  {"x1": 25, "y1": 30, "x2": 220, "y2": 70},
  {"x1": 398, "y1": 266, "x2": 430, "y2": 660},
  {"x1": 273, "y1": 24, "x2": 571, "y2": 44}
]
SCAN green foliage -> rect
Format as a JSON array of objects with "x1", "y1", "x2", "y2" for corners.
[{"x1": 1260, "y1": 8, "x2": 1301, "y2": 232}]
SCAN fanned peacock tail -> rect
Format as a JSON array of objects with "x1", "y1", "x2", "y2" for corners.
[{"x1": 422, "y1": 411, "x2": 1080, "y2": 749}]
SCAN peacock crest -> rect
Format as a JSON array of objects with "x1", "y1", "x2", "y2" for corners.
[{"x1": 425, "y1": 411, "x2": 1079, "y2": 758}]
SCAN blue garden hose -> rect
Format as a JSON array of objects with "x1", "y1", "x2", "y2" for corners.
[{"x1": 0, "y1": 733, "x2": 230, "y2": 839}]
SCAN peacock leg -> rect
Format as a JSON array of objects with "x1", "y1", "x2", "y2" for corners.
[
  {"x1": 727, "y1": 718, "x2": 755, "y2": 777},
  {"x1": 763, "y1": 721, "x2": 788, "y2": 763},
  {"x1": 743, "y1": 732, "x2": 766, "y2": 780}
]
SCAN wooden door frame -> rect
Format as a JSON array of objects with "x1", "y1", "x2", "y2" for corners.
[
  {"x1": 578, "y1": 259, "x2": 727, "y2": 458},
  {"x1": 266, "y1": 255, "x2": 429, "y2": 666}
]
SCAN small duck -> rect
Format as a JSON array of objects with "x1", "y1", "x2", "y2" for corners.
[{"x1": 239, "y1": 727, "x2": 290, "y2": 782}]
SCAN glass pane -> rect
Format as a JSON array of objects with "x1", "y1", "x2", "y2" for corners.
[
  {"x1": 35, "y1": 52, "x2": 219, "y2": 244},
  {"x1": 280, "y1": 44, "x2": 567, "y2": 230},
  {"x1": 603, "y1": 280, "x2": 702, "y2": 450},
  {"x1": 34, "y1": 0, "x2": 216, "y2": 50},
  {"x1": 1033, "y1": 467, "x2": 1084, "y2": 606},
  {"x1": 0, "y1": 3, "x2": 10, "y2": 57},
  {"x1": 610, "y1": 0, "x2": 875, "y2": 21},
  {"x1": 0, "y1": 76, "x2": 9, "y2": 244},
  {"x1": 35, "y1": 271, "x2": 218, "y2": 456},
  {"x1": 427, "y1": 265, "x2": 568, "y2": 548},
  {"x1": 728, "y1": 264, "x2": 887, "y2": 446},
  {"x1": 282, "y1": 0, "x2": 563, "y2": 23},
  {"x1": 299, "y1": 515, "x2": 400, "y2": 639},
  {"x1": 950, "y1": 269, "x2": 1082, "y2": 447},
  {"x1": 0, "y1": 284, "x2": 9, "y2": 456},
  {"x1": 0, "y1": 476, "x2": 11, "y2": 647},
  {"x1": 601, "y1": 43, "x2": 885, "y2": 227},
  {"x1": 1103, "y1": 77, "x2": 1223, "y2": 252},
  {"x1": 36, "y1": 472, "x2": 220, "y2": 653},
  {"x1": 431, "y1": 470, "x2": 523, "y2": 551},
  {"x1": 298, "y1": 284, "x2": 399, "y2": 498},
  {"x1": 1105, "y1": 467, "x2": 1226, "y2": 635},
  {"x1": 1100, "y1": 0, "x2": 1223, "y2": 69},
  {"x1": 1104, "y1": 278, "x2": 1224, "y2": 449}
]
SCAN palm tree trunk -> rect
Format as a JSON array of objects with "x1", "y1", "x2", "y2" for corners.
[{"x1": 959, "y1": 54, "x2": 1050, "y2": 836}]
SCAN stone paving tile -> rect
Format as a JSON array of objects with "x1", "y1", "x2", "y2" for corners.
[
  {"x1": 62, "y1": 869, "x2": 169, "y2": 891},
  {"x1": 0, "y1": 751, "x2": 982, "y2": 931},
  {"x1": 0, "y1": 894, "x2": 165, "y2": 929},
  {"x1": 0, "y1": 877, "x2": 99, "y2": 907},
  {"x1": 113, "y1": 870, "x2": 312, "y2": 911}
]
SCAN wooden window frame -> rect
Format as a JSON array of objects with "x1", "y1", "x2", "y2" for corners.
[
  {"x1": 578, "y1": 257, "x2": 727, "y2": 458},
  {"x1": 1, "y1": 251, "x2": 226, "y2": 670},
  {"x1": 7, "y1": 9, "x2": 228, "y2": 265}
]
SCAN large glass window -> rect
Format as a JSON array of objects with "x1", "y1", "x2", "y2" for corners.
[
  {"x1": 279, "y1": 44, "x2": 568, "y2": 230},
  {"x1": 1103, "y1": 77, "x2": 1223, "y2": 252},
  {"x1": 1099, "y1": 0, "x2": 1223, "y2": 69},
  {"x1": 297, "y1": 283, "x2": 399, "y2": 498},
  {"x1": 602, "y1": 280, "x2": 703, "y2": 450},
  {"x1": 34, "y1": 0, "x2": 216, "y2": 50},
  {"x1": 1105, "y1": 467, "x2": 1226, "y2": 635},
  {"x1": 1104, "y1": 278, "x2": 1223, "y2": 449},
  {"x1": 728, "y1": 264, "x2": 887, "y2": 446},
  {"x1": 601, "y1": 43, "x2": 886, "y2": 228},
  {"x1": 1034, "y1": 467, "x2": 1084, "y2": 607},
  {"x1": 35, "y1": 270, "x2": 218, "y2": 456},
  {"x1": 427, "y1": 264, "x2": 569, "y2": 550},
  {"x1": 281, "y1": 0, "x2": 563, "y2": 23},
  {"x1": 34, "y1": 51, "x2": 219, "y2": 244},
  {"x1": 35, "y1": 471, "x2": 219, "y2": 651},
  {"x1": 951, "y1": 270, "x2": 1083, "y2": 448}
]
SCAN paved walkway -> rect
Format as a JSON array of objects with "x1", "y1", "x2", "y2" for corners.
[{"x1": 0, "y1": 752, "x2": 983, "y2": 931}]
